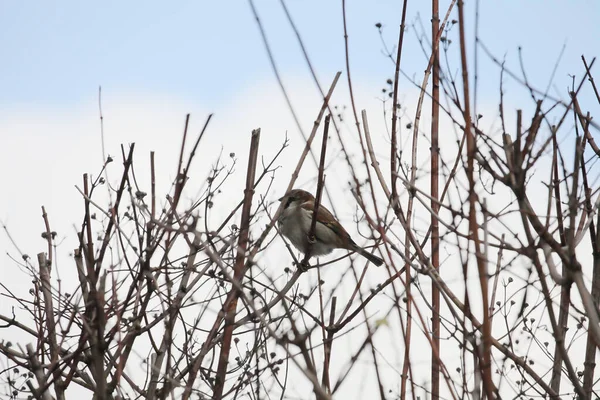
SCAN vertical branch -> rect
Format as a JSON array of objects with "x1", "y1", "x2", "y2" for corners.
[
  {"x1": 40, "y1": 207, "x2": 53, "y2": 272},
  {"x1": 83, "y1": 174, "x2": 95, "y2": 279},
  {"x1": 175, "y1": 114, "x2": 190, "y2": 200},
  {"x1": 25, "y1": 344, "x2": 52, "y2": 400},
  {"x1": 98, "y1": 86, "x2": 113, "y2": 205},
  {"x1": 150, "y1": 151, "x2": 156, "y2": 220},
  {"x1": 578, "y1": 101, "x2": 600, "y2": 399},
  {"x1": 303, "y1": 114, "x2": 331, "y2": 265},
  {"x1": 95, "y1": 144, "x2": 136, "y2": 274},
  {"x1": 400, "y1": 4, "x2": 455, "y2": 398},
  {"x1": 399, "y1": 171, "x2": 413, "y2": 397},
  {"x1": 390, "y1": 0, "x2": 410, "y2": 204},
  {"x1": 37, "y1": 251, "x2": 65, "y2": 400},
  {"x1": 488, "y1": 234, "x2": 505, "y2": 318},
  {"x1": 322, "y1": 297, "x2": 337, "y2": 393},
  {"x1": 549, "y1": 107, "x2": 571, "y2": 395},
  {"x1": 583, "y1": 211, "x2": 600, "y2": 397},
  {"x1": 95, "y1": 273, "x2": 108, "y2": 400},
  {"x1": 430, "y1": 0, "x2": 441, "y2": 398},
  {"x1": 211, "y1": 129, "x2": 261, "y2": 400},
  {"x1": 80, "y1": 172, "x2": 107, "y2": 397},
  {"x1": 582, "y1": 56, "x2": 600, "y2": 105},
  {"x1": 457, "y1": 1, "x2": 494, "y2": 398},
  {"x1": 566, "y1": 137, "x2": 581, "y2": 253}
]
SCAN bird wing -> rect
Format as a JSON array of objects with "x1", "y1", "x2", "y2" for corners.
[{"x1": 302, "y1": 201, "x2": 351, "y2": 243}]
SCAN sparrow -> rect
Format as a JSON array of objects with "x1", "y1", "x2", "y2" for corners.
[{"x1": 278, "y1": 189, "x2": 383, "y2": 266}]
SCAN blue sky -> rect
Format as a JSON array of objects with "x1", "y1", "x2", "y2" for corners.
[{"x1": 2, "y1": 1, "x2": 597, "y2": 109}]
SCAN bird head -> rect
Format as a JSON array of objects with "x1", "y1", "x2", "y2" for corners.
[{"x1": 279, "y1": 189, "x2": 315, "y2": 208}]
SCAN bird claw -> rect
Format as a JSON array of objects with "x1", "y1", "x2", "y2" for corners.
[{"x1": 297, "y1": 260, "x2": 310, "y2": 272}]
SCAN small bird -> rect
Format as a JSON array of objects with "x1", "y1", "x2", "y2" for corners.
[{"x1": 278, "y1": 189, "x2": 383, "y2": 266}]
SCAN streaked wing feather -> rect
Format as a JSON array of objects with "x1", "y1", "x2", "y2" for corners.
[{"x1": 302, "y1": 201, "x2": 350, "y2": 242}]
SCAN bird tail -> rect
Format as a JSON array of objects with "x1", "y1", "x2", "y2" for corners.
[{"x1": 357, "y1": 248, "x2": 384, "y2": 266}]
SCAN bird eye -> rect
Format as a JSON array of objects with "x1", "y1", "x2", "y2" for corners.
[{"x1": 285, "y1": 197, "x2": 294, "y2": 208}]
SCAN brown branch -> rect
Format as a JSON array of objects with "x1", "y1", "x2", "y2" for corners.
[
  {"x1": 389, "y1": 0, "x2": 409, "y2": 204},
  {"x1": 37, "y1": 251, "x2": 65, "y2": 400},
  {"x1": 582, "y1": 56, "x2": 600, "y2": 105},
  {"x1": 151, "y1": 151, "x2": 156, "y2": 220},
  {"x1": 25, "y1": 343, "x2": 52, "y2": 400},
  {"x1": 583, "y1": 209, "x2": 600, "y2": 397},
  {"x1": 571, "y1": 91, "x2": 600, "y2": 157},
  {"x1": 321, "y1": 297, "x2": 337, "y2": 393},
  {"x1": 82, "y1": 174, "x2": 95, "y2": 279},
  {"x1": 457, "y1": 1, "x2": 494, "y2": 398},
  {"x1": 95, "y1": 144, "x2": 135, "y2": 274},
  {"x1": 550, "y1": 100, "x2": 575, "y2": 393},
  {"x1": 302, "y1": 114, "x2": 330, "y2": 267},
  {"x1": 210, "y1": 129, "x2": 261, "y2": 400},
  {"x1": 430, "y1": 0, "x2": 441, "y2": 398}
]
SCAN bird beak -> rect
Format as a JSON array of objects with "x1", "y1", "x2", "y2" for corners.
[{"x1": 278, "y1": 196, "x2": 284, "y2": 202}]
